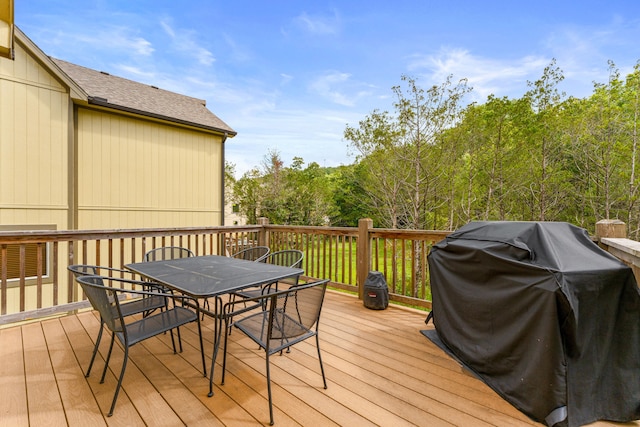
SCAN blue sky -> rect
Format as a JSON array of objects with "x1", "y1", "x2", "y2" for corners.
[{"x1": 16, "y1": 1, "x2": 640, "y2": 176}]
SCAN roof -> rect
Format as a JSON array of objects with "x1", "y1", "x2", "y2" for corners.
[{"x1": 52, "y1": 58, "x2": 236, "y2": 136}]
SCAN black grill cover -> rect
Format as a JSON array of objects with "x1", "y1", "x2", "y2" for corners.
[{"x1": 427, "y1": 221, "x2": 640, "y2": 427}]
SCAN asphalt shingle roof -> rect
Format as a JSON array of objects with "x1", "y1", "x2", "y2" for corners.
[{"x1": 52, "y1": 58, "x2": 236, "y2": 135}]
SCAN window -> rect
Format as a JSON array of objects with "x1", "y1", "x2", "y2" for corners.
[
  {"x1": 0, "y1": 225, "x2": 54, "y2": 283},
  {"x1": 232, "y1": 204, "x2": 240, "y2": 213},
  {"x1": 4, "y1": 243, "x2": 49, "y2": 280}
]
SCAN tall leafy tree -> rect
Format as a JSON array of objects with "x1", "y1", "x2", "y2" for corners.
[
  {"x1": 344, "y1": 75, "x2": 471, "y2": 230},
  {"x1": 232, "y1": 151, "x2": 337, "y2": 226},
  {"x1": 521, "y1": 59, "x2": 570, "y2": 220},
  {"x1": 330, "y1": 164, "x2": 378, "y2": 226},
  {"x1": 392, "y1": 75, "x2": 472, "y2": 230},
  {"x1": 624, "y1": 62, "x2": 640, "y2": 238},
  {"x1": 344, "y1": 110, "x2": 407, "y2": 228},
  {"x1": 233, "y1": 167, "x2": 263, "y2": 224}
]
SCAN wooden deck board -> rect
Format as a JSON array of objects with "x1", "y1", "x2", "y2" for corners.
[
  {"x1": 22, "y1": 322, "x2": 68, "y2": 426},
  {"x1": 1, "y1": 290, "x2": 638, "y2": 427},
  {"x1": 0, "y1": 327, "x2": 29, "y2": 427}
]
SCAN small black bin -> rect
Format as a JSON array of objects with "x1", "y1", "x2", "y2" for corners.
[{"x1": 363, "y1": 271, "x2": 389, "y2": 310}]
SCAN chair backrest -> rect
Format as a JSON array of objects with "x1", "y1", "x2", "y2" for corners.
[
  {"x1": 68, "y1": 264, "x2": 99, "y2": 278},
  {"x1": 231, "y1": 246, "x2": 270, "y2": 262},
  {"x1": 143, "y1": 246, "x2": 194, "y2": 262},
  {"x1": 268, "y1": 279, "x2": 329, "y2": 343},
  {"x1": 266, "y1": 249, "x2": 304, "y2": 269},
  {"x1": 68, "y1": 264, "x2": 138, "y2": 281},
  {"x1": 75, "y1": 275, "x2": 125, "y2": 333}
]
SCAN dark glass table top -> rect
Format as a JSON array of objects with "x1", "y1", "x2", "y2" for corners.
[{"x1": 126, "y1": 255, "x2": 303, "y2": 298}]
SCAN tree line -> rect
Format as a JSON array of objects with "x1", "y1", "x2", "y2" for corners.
[{"x1": 228, "y1": 59, "x2": 640, "y2": 237}]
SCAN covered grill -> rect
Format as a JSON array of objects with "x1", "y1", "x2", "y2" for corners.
[{"x1": 426, "y1": 221, "x2": 640, "y2": 427}]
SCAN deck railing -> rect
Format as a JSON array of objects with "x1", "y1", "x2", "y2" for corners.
[
  {"x1": 3, "y1": 218, "x2": 636, "y2": 326},
  {"x1": 0, "y1": 225, "x2": 264, "y2": 324},
  {"x1": 0, "y1": 220, "x2": 452, "y2": 325},
  {"x1": 264, "y1": 219, "x2": 449, "y2": 307}
]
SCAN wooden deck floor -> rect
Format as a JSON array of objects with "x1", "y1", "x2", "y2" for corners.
[{"x1": 0, "y1": 290, "x2": 637, "y2": 427}]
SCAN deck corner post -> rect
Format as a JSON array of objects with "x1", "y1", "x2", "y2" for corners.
[
  {"x1": 357, "y1": 218, "x2": 373, "y2": 300},
  {"x1": 595, "y1": 219, "x2": 627, "y2": 242},
  {"x1": 257, "y1": 217, "x2": 269, "y2": 248}
]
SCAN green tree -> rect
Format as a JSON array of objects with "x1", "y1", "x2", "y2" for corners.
[
  {"x1": 232, "y1": 167, "x2": 263, "y2": 224},
  {"x1": 344, "y1": 75, "x2": 471, "y2": 230},
  {"x1": 232, "y1": 151, "x2": 337, "y2": 226},
  {"x1": 521, "y1": 59, "x2": 571, "y2": 220},
  {"x1": 344, "y1": 109, "x2": 407, "y2": 228},
  {"x1": 330, "y1": 164, "x2": 376, "y2": 226}
]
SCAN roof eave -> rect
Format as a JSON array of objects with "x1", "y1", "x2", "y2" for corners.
[{"x1": 87, "y1": 96, "x2": 237, "y2": 137}]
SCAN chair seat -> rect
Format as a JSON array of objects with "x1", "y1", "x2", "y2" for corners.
[
  {"x1": 235, "y1": 310, "x2": 316, "y2": 355},
  {"x1": 116, "y1": 306, "x2": 197, "y2": 346},
  {"x1": 119, "y1": 294, "x2": 166, "y2": 317},
  {"x1": 232, "y1": 288, "x2": 263, "y2": 299}
]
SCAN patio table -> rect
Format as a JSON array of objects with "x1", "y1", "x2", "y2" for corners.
[{"x1": 125, "y1": 255, "x2": 303, "y2": 383}]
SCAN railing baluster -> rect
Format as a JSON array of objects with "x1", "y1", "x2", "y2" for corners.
[
  {"x1": 52, "y1": 242, "x2": 59, "y2": 307},
  {"x1": 36, "y1": 243, "x2": 43, "y2": 309},
  {"x1": 1, "y1": 244, "x2": 7, "y2": 315},
  {"x1": 19, "y1": 244, "x2": 26, "y2": 312}
]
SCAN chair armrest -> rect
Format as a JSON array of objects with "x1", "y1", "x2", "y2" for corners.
[{"x1": 99, "y1": 280, "x2": 197, "y2": 305}]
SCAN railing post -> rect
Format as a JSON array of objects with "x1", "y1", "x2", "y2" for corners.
[
  {"x1": 257, "y1": 217, "x2": 269, "y2": 248},
  {"x1": 595, "y1": 219, "x2": 627, "y2": 242},
  {"x1": 357, "y1": 218, "x2": 373, "y2": 300},
  {"x1": 595, "y1": 220, "x2": 640, "y2": 283}
]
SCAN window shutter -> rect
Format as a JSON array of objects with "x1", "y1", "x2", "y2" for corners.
[{"x1": 5, "y1": 243, "x2": 48, "y2": 280}]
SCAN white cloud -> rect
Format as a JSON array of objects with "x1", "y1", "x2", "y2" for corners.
[
  {"x1": 159, "y1": 19, "x2": 215, "y2": 66},
  {"x1": 115, "y1": 65, "x2": 157, "y2": 80},
  {"x1": 280, "y1": 73, "x2": 294, "y2": 85},
  {"x1": 309, "y1": 72, "x2": 374, "y2": 107},
  {"x1": 222, "y1": 33, "x2": 251, "y2": 63},
  {"x1": 310, "y1": 72, "x2": 355, "y2": 106},
  {"x1": 225, "y1": 106, "x2": 360, "y2": 175},
  {"x1": 293, "y1": 11, "x2": 341, "y2": 35},
  {"x1": 61, "y1": 28, "x2": 155, "y2": 57},
  {"x1": 541, "y1": 19, "x2": 640, "y2": 93},
  {"x1": 407, "y1": 48, "x2": 550, "y2": 100}
]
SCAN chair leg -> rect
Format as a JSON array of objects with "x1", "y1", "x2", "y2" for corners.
[
  {"x1": 315, "y1": 334, "x2": 328, "y2": 389},
  {"x1": 86, "y1": 318, "x2": 105, "y2": 377},
  {"x1": 176, "y1": 327, "x2": 183, "y2": 353},
  {"x1": 266, "y1": 352, "x2": 274, "y2": 426},
  {"x1": 100, "y1": 333, "x2": 116, "y2": 384},
  {"x1": 107, "y1": 345, "x2": 129, "y2": 417}
]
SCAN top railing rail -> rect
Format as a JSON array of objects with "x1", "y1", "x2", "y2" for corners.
[{"x1": 4, "y1": 218, "x2": 634, "y2": 326}]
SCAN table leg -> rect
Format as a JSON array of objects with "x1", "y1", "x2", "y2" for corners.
[
  {"x1": 194, "y1": 299, "x2": 207, "y2": 377},
  {"x1": 208, "y1": 296, "x2": 224, "y2": 397}
]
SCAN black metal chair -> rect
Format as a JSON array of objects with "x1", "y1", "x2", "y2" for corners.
[
  {"x1": 143, "y1": 245, "x2": 200, "y2": 322},
  {"x1": 217, "y1": 279, "x2": 330, "y2": 425},
  {"x1": 75, "y1": 275, "x2": 198, "y2": 417},
  {"x1": 68, "y1": 264, "x2": 170, "y2": 377},
  {"x1": 230, "y1": 246, "x2": 270, "y2": 262},
  {"x1": 143, "y1": 246, "x2": 195, "y2": 262},
  {"x1": 227, "y1": 249, "x2": 304, "y2": 331},
  {"x1": 233, "y1": 249, "x2": 304, "y2": 300}
]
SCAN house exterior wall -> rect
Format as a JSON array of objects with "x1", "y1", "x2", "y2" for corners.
[
  {"x1": 1, "y1": 31, "x2": 226, "y2": 314},
  {"x1": 76, "y1": 108, "x2": 223, "y2": 229},
  {"x1": 0, "y1": 36, "x2": 70, "y2": 230}
]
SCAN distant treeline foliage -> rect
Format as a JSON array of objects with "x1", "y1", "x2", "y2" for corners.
[{"x1": 229, "y1": 59, "x2": 640, "y2": 237}]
